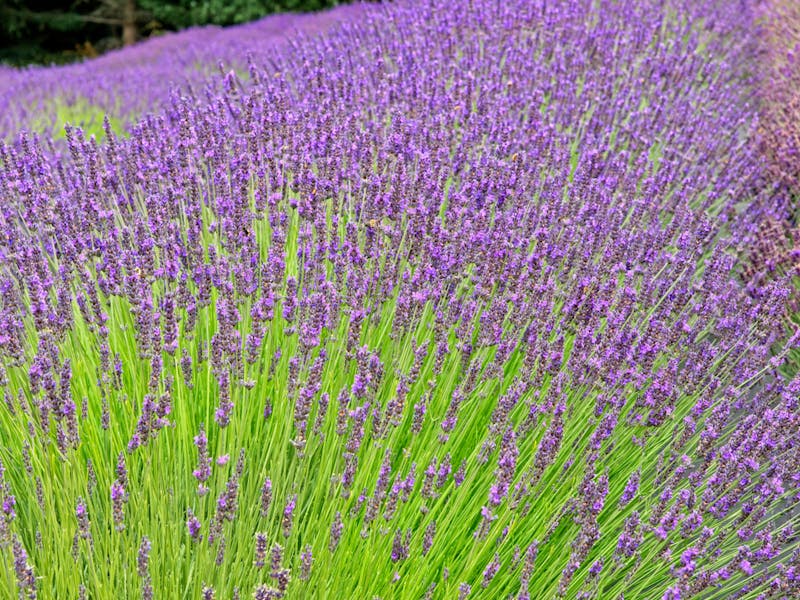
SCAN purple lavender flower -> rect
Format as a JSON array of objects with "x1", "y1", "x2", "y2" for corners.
[
  {"x1": 619, "y1": 469, "x2": 640, "y2": 508},
  {"x1": 300, "y1": 545, "x2": 313, "y2": 580},
  {"x1": 482, "y1": 553, "x2": 501, "y2": 588},
  {"x1": 254, "y1": 533, "x2": 268, "y2": 568},
  {"x1": 192, "y1": 424, "x2": 212, "y2": 496},
  {"x1": 186, "y1": 510, "x2": 202, "y2": 541},
  {"x1": 282, "y1": 494, "x2": 296, "y2": 538},
  {"x1": 137, "y1": 536, "x2": 151, "y2": 577},
  {"x1": 110, "y1": 481, "x2": 127, "y2": 531},
  {"x1": 422, "y1": 521, "x2": 436, "y2": 557},
  {"x1": 329, "y1": 511, "x2": 343, "y2": 553},
  {"x1": 75, "y1": 497, "x2": 91, "y2": 541},
  {"x1": 260, "y1": 477, "x2": 272, "y2": 517},
  {"x1": 12, "y1": 536, "x2": 36, "y2": 597},
  {"x1": 138, "y1": 536, "x2": 153, "y2": 600},
  {"x1": 390, "y1": 528, "x2": 411, "y2": 563}
]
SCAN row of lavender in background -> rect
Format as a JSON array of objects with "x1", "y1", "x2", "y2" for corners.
[
  {"x1": 0, "y1": 2, "x2": 367, "y2": 142},
  {"x1": 1, "y1": 0, "x2": 799, "y2": 598}
]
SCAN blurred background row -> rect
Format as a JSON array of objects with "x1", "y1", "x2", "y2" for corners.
[{"x1": 0, "y1": 0, "x2": 361, "y2": 65}]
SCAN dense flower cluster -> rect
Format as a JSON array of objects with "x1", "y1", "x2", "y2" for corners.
[{"x1": 0, "y1": 0, "x2": 799, "y2": 598}]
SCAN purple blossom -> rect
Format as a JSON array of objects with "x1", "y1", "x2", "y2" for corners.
[
  {"x1": 186, "y1": 511, "x2": 202, "y2": 541},
  {"x1": 619, "y1": 469, "x2": 640, "y2": 508},
  {"x1": 482, "y1": 553, "x2": 501, "y2": 588},
  {"x1": 110, "y1": 481, "x2": 127, "y2": 531},
  {"x1": 329, "y1": 511, "x2": 343, "y2": 553},
  {"x1": 282, "y1": 494, "x2": 297, "y2": 538},
  {"x1": 391, "y1": 528, "x2": 411, "y2": 563},
  {"x1": 300, "y1": 545, "x2": 313, "y2": 580},
  {"x1": 254, "y1": 532, "x2": 268, "y2": 568},
  {"x1": 193, "y1": 423, "x2": 212, "y2": 495},
  {"x1": 137, "y1": 536, "x2": 151, "y2": 578},
  {"x1": 260, "y1": 477, "x2": 272, "y2": 517}
]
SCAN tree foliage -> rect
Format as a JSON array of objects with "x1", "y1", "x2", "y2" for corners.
[
  {"x1": 140, "y1": 0, "x2": 341, "y2": 29},
  {"x1": 0, "y1": 0, "x2": 347, "y2": 65}
]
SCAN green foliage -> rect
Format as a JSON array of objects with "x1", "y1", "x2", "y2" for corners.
[
  {"x1": 141, "y1": 0, "x2": 342, "y2": 29},
  {"x1": 0, "y1": 1, "x2": 104, "y2": 66},
  {"x1": 0, "y1": 1, "x2": 85, "y2": 40}
]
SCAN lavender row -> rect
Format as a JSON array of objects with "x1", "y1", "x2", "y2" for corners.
[
  {"x1": 0, "y1": 2, "x2": 368, "y2": 142},
  {"x1": 0, "y1": 0, "x2": 798, "y2": 598}
]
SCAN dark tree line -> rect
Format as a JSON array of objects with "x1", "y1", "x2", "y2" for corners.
[{"x1": 0, "y1": 0, "x2": 347, "y2": 65}]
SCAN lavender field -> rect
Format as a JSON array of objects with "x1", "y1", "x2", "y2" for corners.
[{"x1": 1, "y1": 0, "x2": 799, "y2": 598}]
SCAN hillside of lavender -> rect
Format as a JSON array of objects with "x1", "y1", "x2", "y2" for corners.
[{"x1": 1, "y1": 0, "x2": 799, "y2": 599}]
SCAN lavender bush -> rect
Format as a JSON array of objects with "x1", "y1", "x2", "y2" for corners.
[
  {"x1": 755, "y1": 0, "x2": 800, "y2": 208},
  {"x1": 741, "y1": 0, "x2": 800, "y2": 377},
  {"x1": 1, "y1": 0, "x2": 799, "y2": 598}
]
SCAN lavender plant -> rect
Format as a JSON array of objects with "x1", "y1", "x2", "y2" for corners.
[
  {"x1": 742, "y1": 0, "x2": 800, "y2": 377},
  {"x1": 0, "y1": 0, "x2": 798, "y2": 598},
  {"x1": 755, "y1": 0, "x2": 800, "y2": 209}
]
